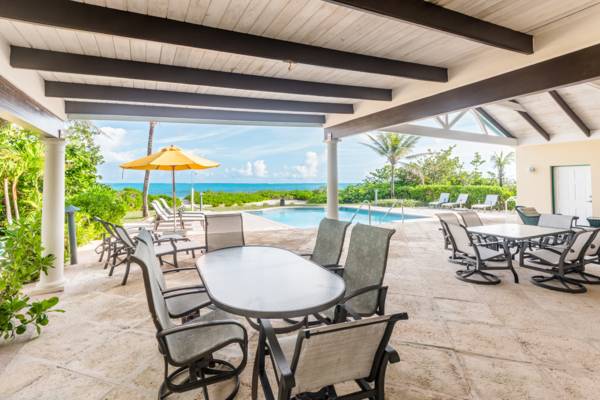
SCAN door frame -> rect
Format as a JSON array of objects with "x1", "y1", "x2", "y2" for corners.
[{"x1": 551, "y1": 164, "x2": 591, "y2": 214}]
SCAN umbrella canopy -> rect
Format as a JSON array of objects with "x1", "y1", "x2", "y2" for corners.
[
  {"x1": 120, "y1": 145, "x2": 219, "y2": 171},
  {"x1": 120, "y1": 145, "x2": 219, "y2": 230}
]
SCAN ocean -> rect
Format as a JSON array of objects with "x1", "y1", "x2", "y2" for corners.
[{"x1": 107, "y1": 182, "x2": 351, "y2": 198}]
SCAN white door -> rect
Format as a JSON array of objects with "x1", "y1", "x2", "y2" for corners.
[{"x1": 553, "y1": 165, "x2": 593, "y2": 222}]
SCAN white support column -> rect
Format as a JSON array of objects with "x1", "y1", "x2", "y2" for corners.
[
  {"x1": 35, "y1": 137, "x2": 66, "y2": 294},
  {"x1": 325, "y1": 136, "x2": 340, "y2": 220}
]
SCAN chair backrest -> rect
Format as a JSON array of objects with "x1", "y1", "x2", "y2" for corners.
[
  {"x1": 310, "y1": 218, "x2": 351, "y2": 266},
  {"x1": 436, "y1": 212, "x2": 460, "y2": 226},
  {"x1": 205, "y1": 213, "x2": 245, "y2": 252},
  {"x1": 93, "y1": 216, "x2": 118, "y2": 239},
  {"x1": 583, "y1": 228, "x2": 600, "y2": 257},
  {"x1": 564, "y1": 229, "x2": 596, "y2": 262},
  {"x1": 112, "y1": 223, "x2": 136, "y2": 250},
  {"x1": 538, "y1": 214, "x2": 576, "y2": 229},
  {"x1": 343, "y1": 224, "x2": 395, "y2": 315},
  {"x1": 131, "y1": 237, "x2": 174, "y2": 333},
  {"x1": 439, "y1": 193, "x2": 450, "y2": 203},
  {"x1": 290, "y1": 313, "x2": 403, "y2": 394},
  {"x1": 135, "y1": 229, "x2": 168, "y2": 290},
  {"x1": 159, "y1": 198, "x2": 174, "y2": 215},
  {"x1": 484, "y1": 194, "x2": 499, "y2": 206},
  {"x1": 443, "y1": 221, "x2": 473, "y2": 256},
  {"x1": 456, "y1": 193, "x2": 469, "y2": 204},
  {"x1": 458, "y1": 211, "x2": 483, "y2": 227},
  {"x1": 515, "y1": 206, "x2": 540, "y2": 225}
]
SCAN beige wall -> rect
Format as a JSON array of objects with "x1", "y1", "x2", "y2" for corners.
[{"x1": 516, "y1": 139, "x2": 600, "y2": 215}]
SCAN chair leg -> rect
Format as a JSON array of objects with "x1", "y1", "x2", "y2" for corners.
[
  {"x1": 104, "y1": 242, "x2": 113, "y2": 270},
  {"x1": 121, "y1": 256, "x2": 131, "y2": 286},
  {"x1": 531, "y1": 274, "x2": 587, "y2": 293},
  {"x1": 563, "y1": 270, "x2": 600, "y2": 284}
]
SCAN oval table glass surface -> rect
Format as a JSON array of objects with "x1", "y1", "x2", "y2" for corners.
[{"x1": 196, "y1": 246, "x2": 346, "y2": 319}]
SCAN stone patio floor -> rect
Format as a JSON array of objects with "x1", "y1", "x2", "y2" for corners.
[{"x1": 2, "y1": 215, "x2": 600, "y2": 399}]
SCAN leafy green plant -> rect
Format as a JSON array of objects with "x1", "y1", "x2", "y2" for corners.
[{"x1": 0, "y1": 211, "x2": 62, "y2": 340}]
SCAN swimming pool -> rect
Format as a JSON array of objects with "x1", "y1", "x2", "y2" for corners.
[{"x1": 248, "y1": 206, "x2": 424, "y2": 228}]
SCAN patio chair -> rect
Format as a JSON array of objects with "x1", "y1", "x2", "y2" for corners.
[
  {"x1": 152, "y1": 200, "x2": 205, "y2": 230},
  {"x1": 159, "y1": 197, "x2": 205, "y2": 216},
  {"x1": 536, "y1": 213, "x2": 577, "y2": 247},
  {"x1": 135, "y1": 229, "x2": 211, "y2": 319},
  {"x1": 93, "y1": 216, "x2": 123, "y2": 269},
  {"x1": 131, "y1": 238, "x2": 248, "y2": 400},
  {"x1": 435, "y1": 213, "x2": 462, "y2": 257},
  {"x1": 515, "y1": 206, "x2": 541, "y2": 225},
  {"x1": 564, "y1": 226, "x2": 600, "y2": 285},
  {"x1": 471, "y1": 194, "x2": 499, "y2": 210},
  {"x1": 441, "y1": 219, "x2": 508, "y2": 285},
  {"x1": 519, "y1": 228, "x2": 597, "y2": 293},
  {"x1": 441, "y1": 193, "x2": 469, "y2": 209},
  {"x1": 254, "y1": 313, "x2": 406, "y2": 400},
  {"x1": 429, "y1": 192, "x2": 450, "y2": 208},
  {"x1": 204, "y1": 213, "x2": 245, "y2": 252},
  {"x1": 301, "y1": 218, "x2": 351, "y2": 269},
  {"x1": 314, "y1": 224, "x2": 395, "y2": 323},
  {"x1": 111, "y1": 223, "x2": 205, "y2": 285},
  {"x1": 457, "y1": 210, "x2": 500, "y2": 250}
]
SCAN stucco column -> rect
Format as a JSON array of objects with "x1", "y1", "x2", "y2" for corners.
[
  {"x1": 326, "y1": 136, "x2": 340, "y2": 220},
  {"x1": 35, "y1": 137, "x2": 66, "y2": 294}
]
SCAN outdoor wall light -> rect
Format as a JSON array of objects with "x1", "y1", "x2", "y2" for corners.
[{"x1": 528, "y1": 166, "x2": 536, "y2": 173}]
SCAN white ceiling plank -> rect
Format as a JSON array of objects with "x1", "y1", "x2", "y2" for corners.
[
  {"x1": 184, "y1": 0, "x2": 210, "y2": 24},
  {"x1": 95, "y1": 34, "x2": 116, "y2": 58},
  {"x1": 166, "y1": 0, "x2": 189, "y2": 21},
  {"x1": 113, "y1": 36, "x2": 131, "y2": 60},
  {"x1": 202, "y1": 0, "x2": 231, "y2": 28},
  {"x1": 126, "y1": 0, "x2": 147, "y2": 14}
]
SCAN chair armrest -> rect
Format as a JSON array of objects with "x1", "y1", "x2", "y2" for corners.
[
  {"x1": 384, "y1": 346, "x2": 400, "y2": 364},
  {"x1": 342, "y1": 284, "x2": 381, "y2": 303},
  {"x1": 261, "y1": 320, "x2": 295, "y2": 389},
  {"x1": 299, "y1": 253, "x2": 312, "y2": 258},
  {"x1": 158, "y1": 319, "x2": 245, "y2": 339},
  {"x1": 162, "y1": 285, "x2": 206, "y2": 295}
]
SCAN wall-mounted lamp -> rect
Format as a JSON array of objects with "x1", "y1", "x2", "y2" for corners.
[{"x1": 528, "y1": 166, "x2": 536, "y2": 173}]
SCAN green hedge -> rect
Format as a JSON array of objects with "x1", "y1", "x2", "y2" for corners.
[{"x1": 187, "y1": 190, "x2": 319, "y2": 207}]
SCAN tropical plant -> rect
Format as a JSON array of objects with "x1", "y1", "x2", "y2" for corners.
[
  {"x1": 402, "y1": 146, "x2": 465, "y2": 185},
  {"x1": 65, "y1": 121, "x2": 104, "y2": 197},
  {"x1": 142, "y1": 121, "x2": 157, "y2": 218},
  {"x1": 490, "y1": 151, "x2": 515, "y2": 186},
  {"x1": 363, "y1": 133, "x2": 420, "y2": 198}
]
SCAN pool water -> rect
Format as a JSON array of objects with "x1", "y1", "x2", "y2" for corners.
[{"x1": 248, "y1": 206, "x2": 424, "y2": 229}]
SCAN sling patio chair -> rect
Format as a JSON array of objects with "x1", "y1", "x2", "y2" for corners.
[
  {"x1": 111, "y1": 223, "x2": 205, "y2": 285},
  {"x1": 152, "y1": 200, "x2": 206, "y2": 230},
  {"x1": 300, "y1": 218, "x2": 351, "y2": 269},
  {"x1": 435, "y1": 213, "x2": 462, "y2": 258},
  {"x1": 471, "y1": 194, "x2": 499, "y2": 211},
  {"x1": 204, "y1": 213, "x2": 245, "y2": 252},
  {"x1": 159, "y1": 197, "x2": 205, "y2": 216},
  {"x1": 515, "y1": 206, "x2": 541, "y2": 225},
  {"x1": 429, "y1": 192, "x2": 450, "y2": 208},
  {"x1": 562, "y1": 226, "x2": 600, "y2": 285},
  {"x1": 458, "y1": 210, "x2": 501, "y2": 250},
  {"x1": 441, "y1": 219, "x2": 509, "y2": 285},
  {"x1": 131, "y1": 237, "x2": 248, "y2": 400},
  {"x1": 135, "y1": 229, "x2": 211, "y2": 319},
  {"x1": 313, "y1": 224, "x2": 395, "y2": 324},
  {"x1": 519, "y1": 228, "x2": 597, "y2": 293},
  {"x1": 535, "y1": 213, "x2": 578, "y2": 247},
  {"x1": 441, "y1": 193, "x2": 469, "y2": 209},
  {"x1": 253, "y1": 312, "x2": 407, "y2": 400}
]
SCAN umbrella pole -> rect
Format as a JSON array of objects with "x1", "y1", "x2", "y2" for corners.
[{"x1": 172, "y1": 167, "x2": 177, "y2": 231}]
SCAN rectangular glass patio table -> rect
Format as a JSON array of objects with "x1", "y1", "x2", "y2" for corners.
[{"x1": 466, "y1": 223, "x2": 573, "y2": 283}]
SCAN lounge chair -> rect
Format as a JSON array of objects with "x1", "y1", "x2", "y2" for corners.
[
  {"x1": 204, "y1": 213, "x2": 245, "y2": 252},
  {"x1": 158, "y1": 197, "x2": 205, "y2": 216},
  {"x1": 515, "y1": 206, "x2": 541, "y2": 225},
  {"x1": 441, "y1": 193, "x2": 469, "y2": 209},
  {"x1": 429, "y1": 192, "x2": 450, "y2": 208},
  {"x1": 301, "y1": 218, "x2": 351, "y2": 269},
  {"x1": 519, "y1": 229, "x2": 597, "y2": 293},
  {"x1": 254, "y1": 313, "x2": 406, "y2": 400},
  {"x1": 131, "y1": 237, "x2": 248, "y2": 399},
  {"x1": 314, "y1": 224, "x2": 395, "y2": 323},
  {"x1": 441, "y1": 219, "x2": 508, "y2": 285},
  {"x1": 151, "y1": 200, "x2": 205, "y2": 230},
  {"x1": 472, "y1": 194, "x2": 499, "y2": 210}
]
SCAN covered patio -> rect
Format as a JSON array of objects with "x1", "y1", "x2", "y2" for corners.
[{"x1": 2, "y1": 1, "x2": 600, "y2": 399}]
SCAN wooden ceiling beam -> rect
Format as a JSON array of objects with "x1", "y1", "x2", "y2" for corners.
[
  {"x1": 0, "y1": 0, "x2": 447, "y2": 81},
  {"x1": 326, "y1": 43, "x2": 600, "y2": 138},
  {"x1": 548, "y1": 90, "x2": 590, "y2": 137},
  {"x1": 45, "y1": 82, "x2": 354, "y2": 114},
  {"x1": 474, "y1": 107, "x2": 515, "y2": 138},
  {"x1": 509, "y1": 100, "x2": 550, "y2": 141},
  {"x1": 326, "y1": 0, "x2": 533, "y2": 54},
  {"x1": 64, "y1": 101, "x2": 325, "y2": 126},
  {"x1": 11, "y1": 47, "x2": 390, "y2": 101}
]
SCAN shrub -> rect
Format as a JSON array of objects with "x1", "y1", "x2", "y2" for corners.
[
  {"x1": 0, "y1": 211, "x2": 62, "y2": 339},
  {"x1": 69, "y1": 184, "x2": 127, "y2": 223},
  {"x1": 117, "y1": 187, "x2": 143, "y2": 211}
]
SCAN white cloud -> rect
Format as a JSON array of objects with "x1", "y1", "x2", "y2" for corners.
[
  {"x1": 96, "y1": 127, "x2": 139, "y2": 163},
  {"x1": 293, "y1": 151, "x2": 319, "y2": 179},
  {"x1": 233, "y1": 160, "x2": 269, "y2": 177}
]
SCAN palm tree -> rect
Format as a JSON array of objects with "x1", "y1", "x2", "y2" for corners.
[
  {"x1": 363, "y1": 133, "x2": 420, "y2": 198},
  {"x1": 490, "y1": 151, "x2": 514, "y2": 186},
  {"x1": 142, "y1": 121, "x2": 157, "y2": 218}
]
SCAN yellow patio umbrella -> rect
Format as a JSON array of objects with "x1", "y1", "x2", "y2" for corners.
[{"x1": 120, "y1": 145, "x2": 219, "y2": 230}]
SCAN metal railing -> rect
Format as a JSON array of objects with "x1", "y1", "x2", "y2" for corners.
[
  {"x1": 350, "y1": 200, "x2": 372, "y2": 225},
  {"x1": 379, "y1": 199, "x2": 405, "y2": 224}
]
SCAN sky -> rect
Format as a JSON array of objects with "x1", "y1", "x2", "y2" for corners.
[{"x1": 94, "y1": 115, "x2": 515, "y2": 184}]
